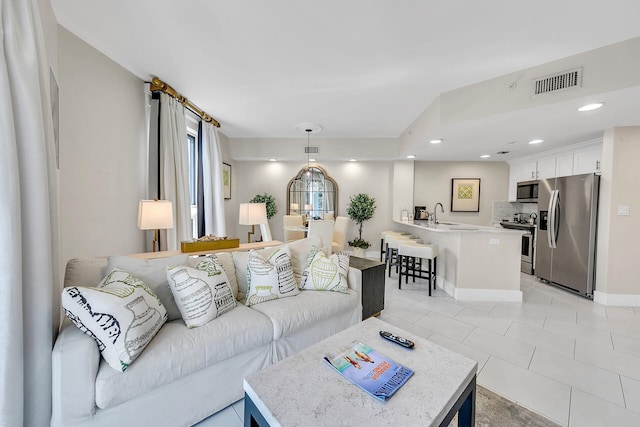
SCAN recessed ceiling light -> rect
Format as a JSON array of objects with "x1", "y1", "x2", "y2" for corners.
[
  {"x1": 349, "y1": 158, "x2": 357, "y2": 162},
  {"x1": 309, "y1": 158, "x2": 317, "y2": 162},
  {"x1": 578, "y1": 102, "x2": 604, "y2": 112},
  {"x1": 406, "y1": 155, "x2": 416, "y2": 159},
  {"x1": 429, "y1": 139, "x2": 443, "y2": 144},
  {"x1": 480, "y1": 154, "x2": 491, "y2": 158},
  {"x1": 528, "y1": 139, "x2": 544, "y2": 145},
  {"x1": 268, "y1": 158, "x2": 277, "y2": 162}
]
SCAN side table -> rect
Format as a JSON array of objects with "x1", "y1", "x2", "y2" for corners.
[{"x1": 349, "y1": 256, "x2": 385, "y2": 319}]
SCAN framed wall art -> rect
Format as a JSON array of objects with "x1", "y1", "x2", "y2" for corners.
[
  {"x1": 451, "y1": 178, "x2": 480, "y2": 212},
  {"x1": 223, "y1": 163, "x2": 231, "y2": 199}
]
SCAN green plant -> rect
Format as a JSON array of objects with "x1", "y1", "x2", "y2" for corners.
[
  {"x1": 250, "y1": 193, "x2": 277, "y2": 219},
  {"x1": 346, "y1": 193, "x2": 376, "y2": 248},
  {"x1": 347, "y1": 237, "x2": 370, "y2": 249}
]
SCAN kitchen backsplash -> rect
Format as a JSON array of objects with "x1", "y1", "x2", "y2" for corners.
[{"x1": 492, "y1": 201, "x2": 538, "y2": 225}]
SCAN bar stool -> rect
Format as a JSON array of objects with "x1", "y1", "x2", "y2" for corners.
[
  {"x1": 379, "y1": 230, "x2": 409, "y2": 262},
  {"x1": 397, "y1": 242, "x2": 438, "y2": 296},
  {"x1": 385, "y1": 235, "x2": 423, "y2": 277}
]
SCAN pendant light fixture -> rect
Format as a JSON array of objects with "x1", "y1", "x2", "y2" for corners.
[
  {"x1": 294, "y1": 122, "x2": 323, "y2": 175},
  {"x1": 306, "y1": 128, "x2": 312, "y2": 176}
]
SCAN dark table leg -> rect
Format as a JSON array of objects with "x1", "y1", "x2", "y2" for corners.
[
  {"x1": 439, "y1": 375, "x2": 476, "y2": 427},
  {"x1": 244, "y1": 392, "x2": 270, "y2": 427}
]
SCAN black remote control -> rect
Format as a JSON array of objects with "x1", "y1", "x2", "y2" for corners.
[{"x1": 379, "y1": 331, "x2": 415, "y2": 349}]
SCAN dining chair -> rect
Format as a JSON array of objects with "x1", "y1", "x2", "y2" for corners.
[
  {"x1": 307, "y1": 220, "x2": 334, "y2": 255},
  {"x1": 331, "y1": 216, "x2": 349, "y2": 253},
  {"x1": 283, "y1": 215, "x2": 305, "y2": 241}
]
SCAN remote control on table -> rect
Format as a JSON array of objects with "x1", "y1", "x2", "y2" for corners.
[{"x1": 379, "y1": 331, "x2": 415, "y2": 349}]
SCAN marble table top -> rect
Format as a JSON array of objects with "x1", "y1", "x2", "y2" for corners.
[{"x1": 244, "y1": 317, "x2": 477, "y2": 426}]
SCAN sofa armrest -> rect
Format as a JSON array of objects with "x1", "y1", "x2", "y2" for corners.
[
  {"x1": 347, "y1": 267, "x2": 362, "y2": 296},
  {"x1": 51, "y1": 320, "x2": 100, "y2": 426}
]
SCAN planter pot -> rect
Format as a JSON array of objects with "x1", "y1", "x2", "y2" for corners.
[{"x1": 352, "y1": 247, "x2": 366, "y2": 258}]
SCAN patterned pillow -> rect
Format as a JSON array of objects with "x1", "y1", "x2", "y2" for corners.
[
  {"x1": 61, "y1": 269, "x2": 168, "y2": 372},
  {"x1": 107, "y1": 254, "x2": 188, "y2": 321},
  {"x1": 245, "y1": 246, "x2": 299, "y2": 306},
  {"x1": 300, "y1": 247, "x2": 350, "y2": 293},
  {"x1": 166, "y1": 258, "x2": 236, "y2": 328}
]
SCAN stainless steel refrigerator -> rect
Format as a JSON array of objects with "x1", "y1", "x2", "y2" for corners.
[{"x1": 536, "y1": 173, "x2": 600, "y2": 298}]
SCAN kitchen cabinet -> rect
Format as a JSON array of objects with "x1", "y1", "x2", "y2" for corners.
[
  {"x1": 507, "y1": 140, "x2": 602, "y2": 201},
  {"x1": 555, "y1": 153, "x2": 574, "y2": 177},
  {"x1": 573, "y1": 145, "x2": 602, "y2": 175}
]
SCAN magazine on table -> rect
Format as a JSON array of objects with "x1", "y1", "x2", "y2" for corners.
[{"x1": 323, "y1": 341, "x2": 414, "y2": 401}]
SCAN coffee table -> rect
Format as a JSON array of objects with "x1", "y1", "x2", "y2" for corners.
[{"x1": 244, "y1": 317, "x2": 477, "y2": 426}]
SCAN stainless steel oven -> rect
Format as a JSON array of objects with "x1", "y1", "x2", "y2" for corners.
[
  {"x1": 521, "y1": 231, "x2": 534, "y2": 274},
  {"x1": 500, "y1": 221, "x2": 535, "y2": 274}
]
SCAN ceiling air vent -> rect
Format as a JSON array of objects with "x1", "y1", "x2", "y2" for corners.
[
  {"x1": 305, "y1": 146, "x2": 319, "y2": 154},
  {"x1": 532, "y1": 67, "x2": 582, "y2": 95}
]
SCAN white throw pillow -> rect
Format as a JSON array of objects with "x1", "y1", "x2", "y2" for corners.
[
  {"x1": 107, "y1": 254, "x2": 188, "y2": 321},
  {"x1": 166, "y1": 259, "x2": 236, "y2": 328},
  {"x1": 245, "y1": 246, "x2": 299, "y2": 306},
  {"x1": 62, "y1": 269, "x2": 168, "y2": 372},
  {"x1": 300, "y1": 247, "x2": 350, "y2": 293}
]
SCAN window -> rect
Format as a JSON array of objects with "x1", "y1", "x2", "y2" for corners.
[{"x1": 187, "y1": 133, "x2": 197, "y2": 206}]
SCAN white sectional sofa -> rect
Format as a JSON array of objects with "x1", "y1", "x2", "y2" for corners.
[{"x1": 51, "y1": 236, "x2": 362, "y2": 426}]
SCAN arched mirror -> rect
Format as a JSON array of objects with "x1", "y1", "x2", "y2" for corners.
[{"x1": 287, "y1": 165, "x2": 338, "y2": 220}]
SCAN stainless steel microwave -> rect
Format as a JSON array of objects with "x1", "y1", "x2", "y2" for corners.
[{"x1": 516, "y1": 180, "x2": 539, "y2": 202}]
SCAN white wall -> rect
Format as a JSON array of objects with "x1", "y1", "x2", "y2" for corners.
[
  {"x1": 229, "y1": 161, "x2": 394, "y2": 252},
  {"x1": 58, "y1": 27, "x2": 147, "y2": 264},
  {"x1": 413, "y1": 161, "x2": 510, "y2": 225},
  {"x1": 596, "y1": 126, "x2": 640, "y2": 298}
]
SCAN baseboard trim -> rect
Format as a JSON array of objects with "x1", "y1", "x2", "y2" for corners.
[
  {"x1": 594, "y1": 290, "x2": 640, "y2": 307},
  {"x1": 454, "y1": 288, "x2": 523, "y2": 302}
]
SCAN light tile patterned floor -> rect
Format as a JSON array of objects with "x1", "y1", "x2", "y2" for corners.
[{"x1": 196, "y1": 272, "x2": 640, "y2": 427}]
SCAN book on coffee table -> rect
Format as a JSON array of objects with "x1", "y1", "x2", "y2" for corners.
[{"x1": 323, "y1": 341, "x2": 414, "y2": 401}]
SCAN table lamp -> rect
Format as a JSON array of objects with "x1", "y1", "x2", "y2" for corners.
[
  {"x1": 138, "y1": 199, "x2": 174, "y2": 252},
  {"x1": 239, "y1": 203, "x2": 267, "y2": 243}
]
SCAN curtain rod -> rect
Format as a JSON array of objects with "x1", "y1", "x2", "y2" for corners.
[{"x1": 149, "y1": 77, "x2": 220, "y2": 127}]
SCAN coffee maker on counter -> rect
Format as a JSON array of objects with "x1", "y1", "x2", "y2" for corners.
[{"x1": 414, "y1": 206, "x2": 429, "y2": 220}]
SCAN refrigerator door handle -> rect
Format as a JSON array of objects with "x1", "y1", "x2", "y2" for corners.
[{"x1": 548, "y1": 190, "x2": 559, "y2": 249}]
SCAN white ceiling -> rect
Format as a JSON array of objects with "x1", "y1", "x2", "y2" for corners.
[{"x1": 52, "y1": 0, "x2": 640, "y2": 161}]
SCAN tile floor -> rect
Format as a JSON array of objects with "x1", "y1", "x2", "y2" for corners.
[{"x1": 196, "y1": 272, "x2": 640, "y2": 427}]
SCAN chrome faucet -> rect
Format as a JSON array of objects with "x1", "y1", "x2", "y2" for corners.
[{"x1": 433, "y1": 202, "x2": 444, "y2": 224}]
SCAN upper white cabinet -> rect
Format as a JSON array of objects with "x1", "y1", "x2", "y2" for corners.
[
  {"x1": 507, "y1": 140, "x2": 602, "y2": 201},
  {"x1": 573, "y1": 145, "x2": 602, "y2": 175}
]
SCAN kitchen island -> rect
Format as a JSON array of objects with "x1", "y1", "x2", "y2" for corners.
[{"x1": 394, "y1": 220, "x2": 524, "y2": 301}]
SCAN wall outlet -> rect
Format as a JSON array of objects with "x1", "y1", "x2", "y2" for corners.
[
  {"x1": 617, "y1": 205, "x2": 630, "y2": 216},
  {"x1": 489, "y1": 238, "x2": 500, "y2": 245}
]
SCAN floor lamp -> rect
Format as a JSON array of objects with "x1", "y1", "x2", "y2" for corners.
[
  {"x1": 239, "y1": 203, "x2": 267, "y2": 243},
  {"x1": 138, "y1": 199, "x2": 174, "y2": 252}
]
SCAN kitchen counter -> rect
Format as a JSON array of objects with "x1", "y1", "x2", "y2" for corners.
[{"x1": 394, "y1": 220, "x2": 523, "y2": 302}]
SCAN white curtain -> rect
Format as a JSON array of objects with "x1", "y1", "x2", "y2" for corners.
[
  {"x1": 200, "y1": 121, "x2": 226, "y2": 236},
  {"x1": 159, "y1": 93, "x2": 191, "y2": 250},
  {"x1": 0, "y1": 0, "x2": 60, "y2": 425}
]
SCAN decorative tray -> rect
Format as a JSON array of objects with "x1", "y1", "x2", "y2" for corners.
[{"x1": 180, "y1": 238, "x2": 240, "y2": 253}]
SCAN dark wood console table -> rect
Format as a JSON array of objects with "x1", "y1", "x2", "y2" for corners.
[{"x1": 349, "y1": 256, "x2": 385, "y2": 319}]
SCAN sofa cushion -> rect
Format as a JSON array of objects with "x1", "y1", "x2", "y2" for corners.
[
  {"x1": 94, "y1": 305, "x2": 273, "y2": 409},
  {"x1": 250, "y1": 289, "x2": 359, "y2": 340},
  {"x1": 62, "y1": 269, "x2": 168, "y2": 372},
  {"x1": 166, "y1": 260, "x2": 236, "y2": 328},
  {"x1": 245, "y1": 246, "x2": 299, "y2": 306},
  {"x1": 107, "y1": 254, "x2": 188, "y2": 321},
  {"x1": 300, "y1": 247, "x2": 350, "y2": 293}
]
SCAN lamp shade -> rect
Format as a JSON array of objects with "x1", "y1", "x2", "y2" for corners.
[
  {"x1": 137, "y1": 200, "x2": 174, "y2": 230},
  {"x1": 290, "y1": 203, "x2": 299, "y2": 210},
  {"x1": 238, "y1": 203, "x2": 267, "y2": 225}
]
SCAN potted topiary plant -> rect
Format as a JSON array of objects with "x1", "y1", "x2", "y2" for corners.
[
  {"x1": 250, "y1": 193, "x2": 277, "y2": 241},
  {"x1": 347, "y1": 193, "x2": 376, "y2": 257}
]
